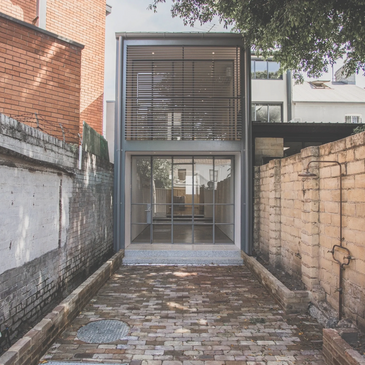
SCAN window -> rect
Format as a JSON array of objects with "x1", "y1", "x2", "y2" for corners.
[
  {"x1": 251, "y1": 60, "x2": 282, "y2": 79},
  {"x1": 125, "y1": 46, "x2": 242, "y2": 141},
  {"x1": 252, "y1": 103, "x2": 283, "y2": 123},
  {"x1": 345, "y1": 115, "x2": 362, "y2": 124}
]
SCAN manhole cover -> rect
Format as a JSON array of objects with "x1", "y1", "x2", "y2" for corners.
[{"x1": 77, "y1": 319, "x2": 130, "y2": 343}]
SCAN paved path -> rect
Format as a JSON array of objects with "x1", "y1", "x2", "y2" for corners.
[{"x1": 40, "y1": 265, "x2": 324, "y2": 364}]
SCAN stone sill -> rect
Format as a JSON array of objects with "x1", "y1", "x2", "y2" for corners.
[
  {"x1": 323, "y1": 328, "x2": 365, "y2": 365},
  {"x1": 0, "y1": 250, "x2": 124, "y2": 365},
  {"x1": 242, "y1": 251, "x2": 310, "y2": 314}
]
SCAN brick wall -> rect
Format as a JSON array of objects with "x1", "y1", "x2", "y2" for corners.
[
  {"x1": 0, "y1": 0, "x2": 106, "y2": 135},
  {"x1": 0, "y1": 0, "x2": 37, "y2": 23},
  {"x1": 0, "y1": 14, "x2": 82, "y2": 143},
  {"x1": 46, "y1": 0, "x2": 106, "y2": 134},
  {"x1": 0, "y1": 114, "x2": 114, "y2": 345},
  {"x1": 254, "y1": 132, "x2": 365, "y2": 330}
]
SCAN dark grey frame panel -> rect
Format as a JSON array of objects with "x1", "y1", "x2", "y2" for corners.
[{"x1": 114, "y1": 33, "x2": 252, "y2": 254}]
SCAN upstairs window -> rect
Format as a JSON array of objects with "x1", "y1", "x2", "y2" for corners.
[
  {"x1": 252, "y1": 103, "x2": 283, "y2": 123},
  {"x1": 345, "y1": 115, "x2": 362, "y2": 124},
  {"x1": 125, "y1": 45, "x2": 242, "y2": 141},
  {"x1": 251, "y1": 60, "x2": 282, "y2": 79}
]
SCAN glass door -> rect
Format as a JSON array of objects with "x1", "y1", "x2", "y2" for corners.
[{"x1": 131, "y1": 156, "x2": 234, "y2": 244}]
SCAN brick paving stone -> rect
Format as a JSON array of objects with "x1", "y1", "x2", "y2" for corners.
[{"x1": 39, "y1": 265, "x2": 324, "y2": 364}]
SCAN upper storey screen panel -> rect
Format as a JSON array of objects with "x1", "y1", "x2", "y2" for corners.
[{"x1": 125, "y1": 45, "x2": 242, "y2": 141}]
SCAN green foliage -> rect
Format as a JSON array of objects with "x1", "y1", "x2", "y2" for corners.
[
  {"x1": 352, "y1": 125, "x2": 365, "y2": 134},
  {"x1": 149, "y1": 0, "x2": 365, "y2": 81}
]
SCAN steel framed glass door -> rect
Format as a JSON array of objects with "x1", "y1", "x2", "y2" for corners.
[{"x1": 131, "y1": 156, "x2": 234, "y2": 244}]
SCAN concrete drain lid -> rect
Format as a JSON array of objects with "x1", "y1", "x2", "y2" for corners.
[{"x1": 77, "y1": 319, "x2": 130, "y2": 343}]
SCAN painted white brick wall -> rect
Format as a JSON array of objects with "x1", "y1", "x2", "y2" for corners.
[{"x1": 0, "y1": 167, "x2": 72, "y2": 274}]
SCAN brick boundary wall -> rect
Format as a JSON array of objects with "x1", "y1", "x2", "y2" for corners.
[
  {"x1": 0, "y1": 13, "x2": 83, "y2": 144},
  {"x1": 242, "y1": 252, "x2": 310, "y2": 314},
  {"x1": 254, "y1": 131, "x2": 365, "y2": 331},
  {"x1": 323, "y1": 329, "x2": 365, "y2": 365},
  {"x1": 0, "y1": 250, "x2": 124, "y2": 365},
  {"x1": 0, "y1": 114, "x2": 114, "y2": 350}
]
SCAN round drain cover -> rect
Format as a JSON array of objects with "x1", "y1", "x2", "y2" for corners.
[{"x1": 77, "y1": 320, "x2": 130, "y2": 343}]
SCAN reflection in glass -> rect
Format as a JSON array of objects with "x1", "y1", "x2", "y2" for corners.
[
  {"x1": 173, "y1": 224, "x2": 193, "y2": 244},
  {"x1": 215, "y1": 225, "x2": 234, "y2": 243},
  {"x1": 268, "y1": 62, "x2": 281, "y2": 79},
  {"x1": 215, "y1": 158, "x2": 234, "y2": 204},
  {"x1": 194, "y1": 157, "x2": 213, "y2": 207},
  {"x1": 215, "y1": 205, "x2": 234, "y2": 224},
  {"x1": 132, "y1": 157, "x2": 151, "y2": 204},
  {"x1": 268, "y1": 105, "x2": 282, "y2": 123}
]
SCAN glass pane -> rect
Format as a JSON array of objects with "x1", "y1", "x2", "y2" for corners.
[
  {"x1": 255, "y1": 104, "x2": 268, "y2": 122},
  {"x1": 153, "y1": 224, "x2": 172, "y2": 243},
  {"x1": 132, "y1": 204, "x2": 152, "y2": 224},
  {"x1": 153, "y1": 204, "x2": 171, "y2": 221},
  {"x1": 215, "y1": 158, "x2": 234, "y2": 204},
  {"x1": 215, "y1": 205, "x2": 234, "y2": 224},
  {"x1": 268, "y1": 105, "x2": 282, "y2": 123},
  {"x1": 194, "y1": 157, "x2": 213, "y2": 205},
  {"x1": 173, "y1": 158, "x2": 193, "y2": 216},
  {"x1": 153, "y1": 157, "x2": 172, "y2": 204},
  {"x1": 251, "y1": 60, "x2": 255, "y2": 78},
  {"x1": 194, "y1": 204, "x2": 213, "y2": 222},
  {"x1": 131, "y1": 224, "x2": 150, "y2": 243},
  {"x1": 215, "y1": 224, "x2": 234, "y2": 243},
  {"x1": 254, "y1": 61, "x2": 267, "y2": 79},
  {"x1": 132, "y1": 156, "x2": 151, "y2": 204},
  {"x1": 268, "y1": 62, "x2": 281, "y2": 79},
  {"x1": 194, "y1": 223, "x2": 213, "y2": 244},
  {"x1": 173, "y1": 224, "x2": 193, "y2": 244}
]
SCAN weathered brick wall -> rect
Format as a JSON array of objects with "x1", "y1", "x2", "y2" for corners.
[
  {"x1": 254, "y1": 163, "x2": 270, "y2": 260},
  {"x1": 0, "y1": 14, "x2": 82, "y2": 143},
  {"x1": 0, "y1": 114, "x2": 114, "y2": 344},
  {"x1": 280, "y1": 154, "x2": 302, "y2": 278},
  {"x1": 46, "y1": 0, "x2": 106, "y2": 134},
  {"x1": 254, "y1": 131, "x2": 365, "y2": 330},
  {"x1": 0, "y1": 0, "x2": 37, "y2": 23}
]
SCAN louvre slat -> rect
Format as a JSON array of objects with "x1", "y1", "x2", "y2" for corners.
[{"x1": 125, "y1": 45, "x2": 241, "y2": 141}]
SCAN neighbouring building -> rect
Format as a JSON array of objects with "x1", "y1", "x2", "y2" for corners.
[
  {"x1": 112, "y1": 33, "x2": 252, "y2": 260},
  {"x1": 0, "y1": 0, "x2": 109, "y2": 135}
]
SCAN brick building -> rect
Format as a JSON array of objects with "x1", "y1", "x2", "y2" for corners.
[{"x1": 0, "y1": 0, "x2": 108, "y2": 136}]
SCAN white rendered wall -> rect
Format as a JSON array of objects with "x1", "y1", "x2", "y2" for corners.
[
  {"x1": 292, "y1": 102, "x2": 365, "y2": 123},
  {"x1": 251, "y1": 73, "x2": 288, "y2": 121}
]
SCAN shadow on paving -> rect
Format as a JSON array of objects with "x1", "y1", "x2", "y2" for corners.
[{"x1": 40, "y1": 265, "x2": 324, "y2": 365}]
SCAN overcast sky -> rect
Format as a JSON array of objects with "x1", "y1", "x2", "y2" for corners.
[{"x1": 103, "y1": 0, "x2": 365, "y2": 106}]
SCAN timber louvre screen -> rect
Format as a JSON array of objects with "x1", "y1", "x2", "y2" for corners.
[{"x1": 125, "y1": 46, "x2": 241, "y2": 141}]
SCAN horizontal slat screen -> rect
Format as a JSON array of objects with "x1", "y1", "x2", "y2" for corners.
[{"x1": 125, "y1": 46, "x2": 242, "y2": 140}]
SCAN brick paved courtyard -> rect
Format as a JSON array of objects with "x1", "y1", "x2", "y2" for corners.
[{"x1": 40, "y1": 265, "x2": 324, "y2": 364}]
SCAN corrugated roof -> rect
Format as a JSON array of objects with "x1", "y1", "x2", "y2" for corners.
[{"x1": 293, "y1": 81, "x2": 365, "y2": 103}]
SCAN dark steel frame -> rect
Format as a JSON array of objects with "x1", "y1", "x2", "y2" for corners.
[{"x1": 114, "y1": 33, "x2": 252, "y2": 254}]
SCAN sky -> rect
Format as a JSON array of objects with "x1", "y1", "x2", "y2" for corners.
[{"x1": 103, "y1": 0, "x2": 365, "y2": 111}]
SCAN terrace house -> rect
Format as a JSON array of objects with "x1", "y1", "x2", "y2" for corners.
[{"x1": 113, "y1": 33, "x2": 252, "y2": 262}]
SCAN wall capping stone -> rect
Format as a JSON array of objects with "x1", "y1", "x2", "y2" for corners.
[{"x1": 242, "y1": 251, "x2": 310, "y2": 314}]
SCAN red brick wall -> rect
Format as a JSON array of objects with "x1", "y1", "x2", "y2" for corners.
[
  {"x1": 46, "y1": 0, "x2": 106, "y2": 134},
  {"x1": 0, "y1": 16, "x2": 82, "y2": 143},
  {"x1": 0, "y1": 0, "x2": 37, "y2": 24}
]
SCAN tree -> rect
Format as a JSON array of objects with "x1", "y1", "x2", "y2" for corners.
[{"x1": 149, "y1": 0, "x2": 365, "y2": 81}]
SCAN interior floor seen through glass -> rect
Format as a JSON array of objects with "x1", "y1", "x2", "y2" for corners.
[{"x1": 131, "y1": 156, "x2": 234, "y2": 244}]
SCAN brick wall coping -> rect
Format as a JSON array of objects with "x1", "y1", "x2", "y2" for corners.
[
  {"x1": 242, "y1": 251, "x2": 310, "y2": 314},
  {"x1": 323, "y1": 329, "x2": 365, "y2": 365},
  {"x1": 0, "y1": 250, "x2": 124, "y2": 365},
  {"x1": 0, "y1": 114, "x2": 77, "y2": 170},
  {"x1": 0, "y1": 12, "x2": 84, "y2": 49}
]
